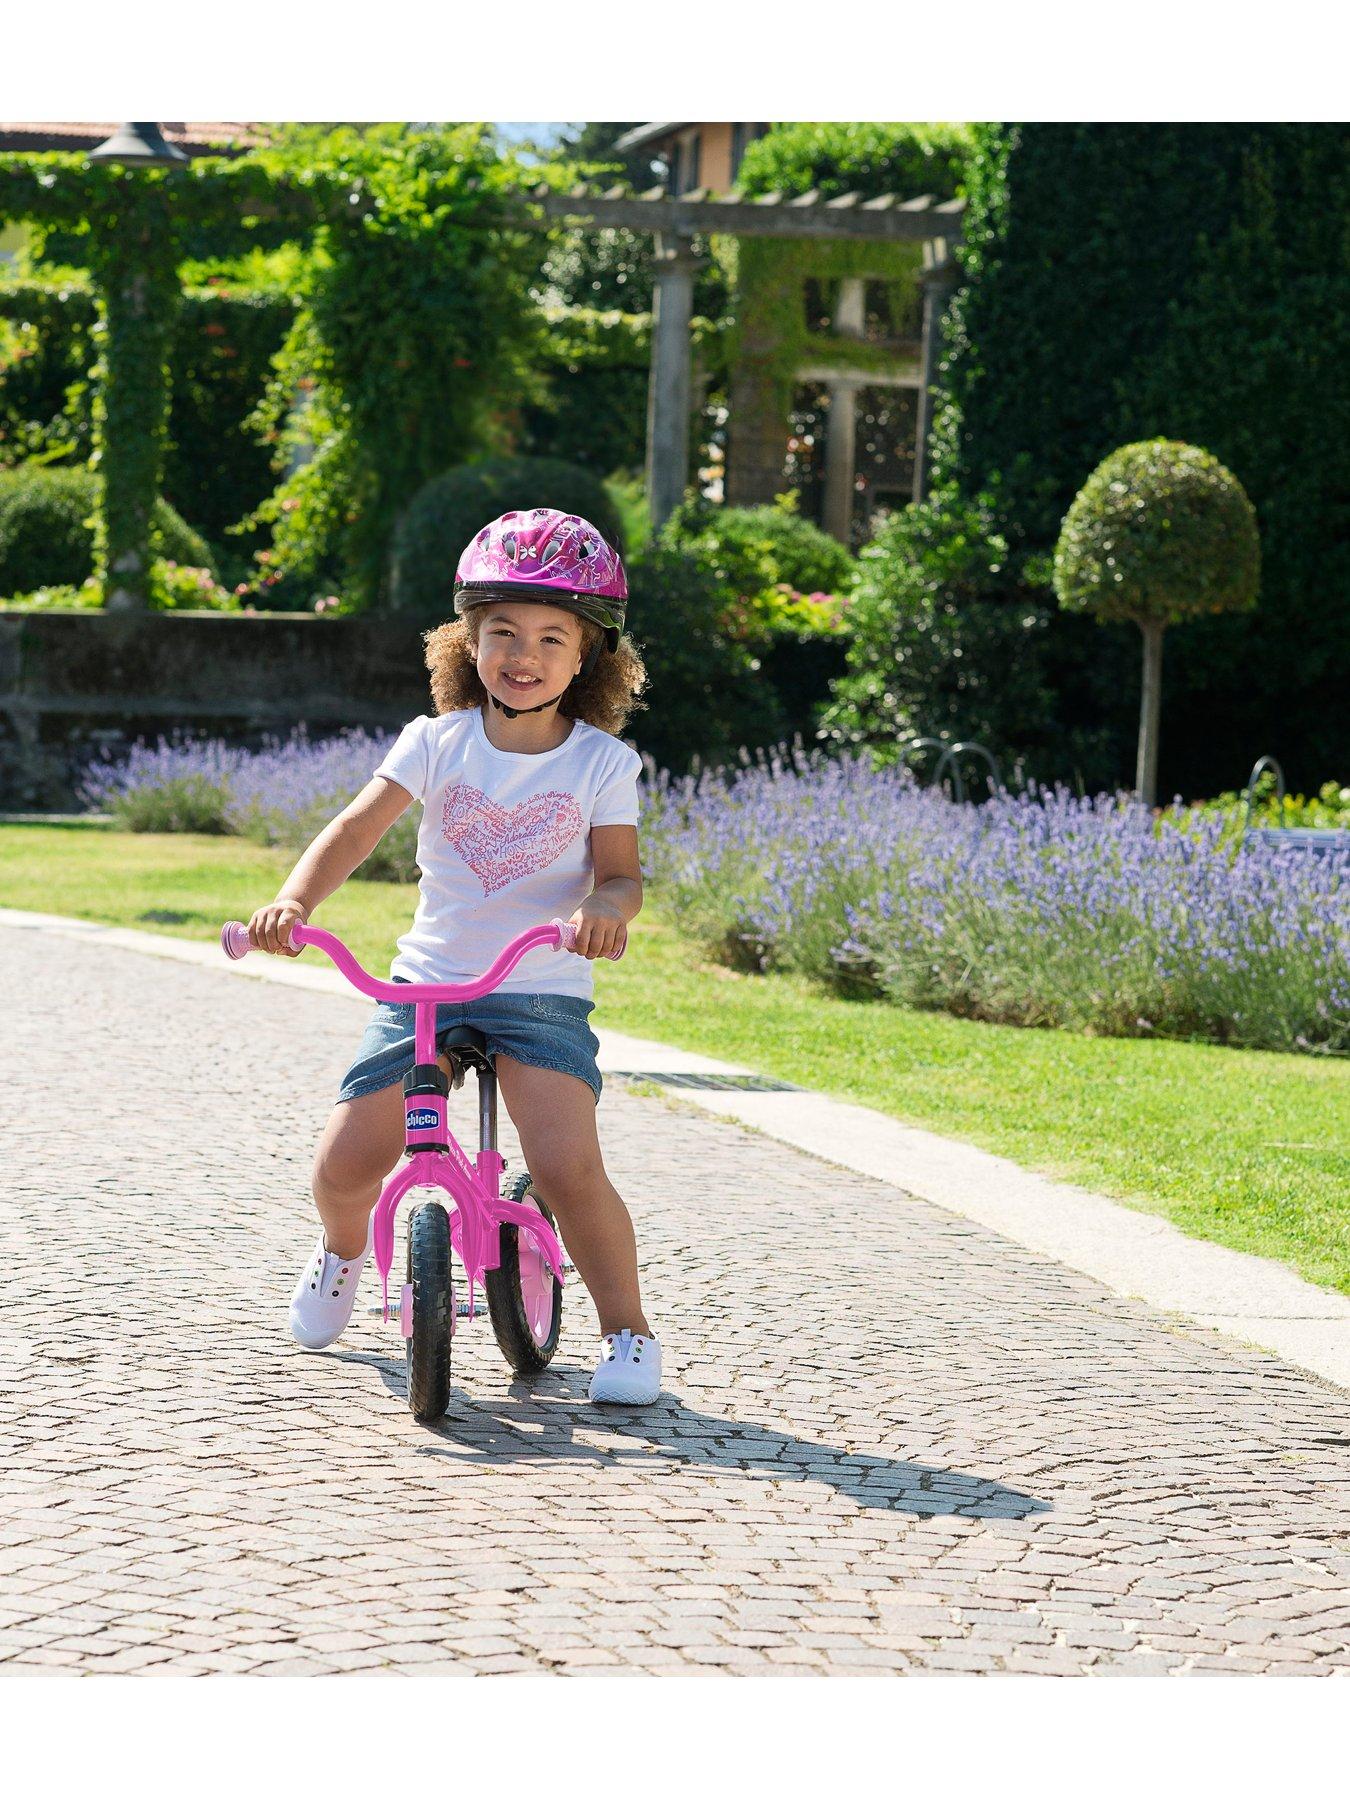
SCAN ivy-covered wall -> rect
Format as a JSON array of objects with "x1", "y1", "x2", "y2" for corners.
[{"x1": 934, "y1": 122, "x2": 1350, "y2": 793}]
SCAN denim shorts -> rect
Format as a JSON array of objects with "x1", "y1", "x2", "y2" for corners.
[{"x1": 337, "y1": 983, "x2": 602, "y2": 1105}]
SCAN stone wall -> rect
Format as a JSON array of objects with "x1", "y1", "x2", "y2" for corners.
[{"x1": 0, "y1": 611, "x2": 434, "y2": 808}]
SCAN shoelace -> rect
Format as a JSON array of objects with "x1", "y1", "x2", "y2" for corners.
[
  {"x1": 600, "y1": 1330, "x2": 648, "y2": 1365},
  {"x1": 309, "y1": 1247, "x2": 360, "y2": 1302}
]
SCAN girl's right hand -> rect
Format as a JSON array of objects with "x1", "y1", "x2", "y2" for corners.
[{"x1": 247, "y1": 898, "x2": 309, "y2": 957}]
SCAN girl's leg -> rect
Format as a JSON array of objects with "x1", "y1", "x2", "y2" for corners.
[
  {"x1": 494, "y1": 1057, "x2": 651, "y2": 1339},
  {"x1": 311, "y1": 1083, "x2": 408, "y2": 1260}
]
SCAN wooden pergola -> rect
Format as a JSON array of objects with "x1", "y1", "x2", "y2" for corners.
[{"x1": 524, "y1": 182, "x2": 965, "y2": 534}]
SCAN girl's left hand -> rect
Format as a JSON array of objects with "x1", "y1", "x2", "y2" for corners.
[{"x1": 567, "y1": 896, "x2": 627, "y2": 960}]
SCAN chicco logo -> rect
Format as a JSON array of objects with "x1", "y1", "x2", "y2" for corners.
[{"x1": 407, "y1": 1108, "x2": 440, "y2": 1131}]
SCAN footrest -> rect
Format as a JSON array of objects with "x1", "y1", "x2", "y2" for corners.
[{"x1": 368, "y1": 1281, "x2": 416, "y2": 1339}]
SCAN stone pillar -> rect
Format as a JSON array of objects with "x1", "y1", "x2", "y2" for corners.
[
  {"x1": 912, "y1": 243, "x2": 960, "y2": 503},
  {"x1": 822, "y1": 277, "x2": 866, "y2": 544},
  {"x1": 645, "y1": 232, "x2": 703, "y2": 535}
]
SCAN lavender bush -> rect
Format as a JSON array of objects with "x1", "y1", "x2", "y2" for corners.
[
  {"x1": 80, "y1": 736, "x2": 247, "y2": 834},
  {"x1": 81, "y1": 731, "x2": 1349, "y2": 1051},
  {"x1": 80, "y1": 727, "x2": 419, "y2": 881},
  {"x1": 641, "y1": 750, "x2": 1350, "y2": 1054}
]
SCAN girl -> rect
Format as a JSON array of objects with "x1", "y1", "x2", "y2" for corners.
[{"x1": 246, "y1": 508, "x2": 661, "y2": 1404}]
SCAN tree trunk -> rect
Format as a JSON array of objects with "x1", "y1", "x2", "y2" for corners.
[{"x1": 1136, "y1": 617, "x2": 1166, "y2": 807}]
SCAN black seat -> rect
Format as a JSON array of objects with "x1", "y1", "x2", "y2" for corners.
[{"x1": 438, "y1": 1024, "x2": 494, "y2": 1085}]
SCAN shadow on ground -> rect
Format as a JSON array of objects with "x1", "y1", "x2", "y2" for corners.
[{"x1": 334, "y1": 1347, "x2": 1050, "y2": 1520}]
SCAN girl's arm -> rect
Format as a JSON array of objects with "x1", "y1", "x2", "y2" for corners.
[{"x1": 569, "y1": 823, "x2": 643, "y2": 960}]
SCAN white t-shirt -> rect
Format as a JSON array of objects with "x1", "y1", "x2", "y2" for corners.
[{"x1": 373, "y1": 706, "x2": 642, "y2": 997}]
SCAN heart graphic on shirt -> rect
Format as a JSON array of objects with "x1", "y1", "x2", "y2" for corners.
[{"x1": 440, "y1": 783, "x2": 583, "y2": 895}]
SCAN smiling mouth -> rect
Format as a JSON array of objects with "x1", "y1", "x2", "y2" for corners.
[{"x1": 502, "y1": 672, "x2": 543, "y2": 691}]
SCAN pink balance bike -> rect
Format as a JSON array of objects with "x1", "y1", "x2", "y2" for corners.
[{"x1": 220, "y1": 916, "x2": 623, "y2": 1422}]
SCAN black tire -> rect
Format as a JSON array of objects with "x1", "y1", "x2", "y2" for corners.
[
  {"x1": 406, "y1": 1201, "x2": 453, "y2": 1422},
  {"x1": 485, "y1": 1173, "x2": 563, "y2": 1375}
]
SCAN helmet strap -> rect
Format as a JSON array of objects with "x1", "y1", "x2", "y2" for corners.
[{"x1": 487, "y1": 689, "x2": 563, "y2": 720}]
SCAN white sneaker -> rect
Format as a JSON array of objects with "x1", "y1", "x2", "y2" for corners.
[
  {"x1": 289, "y1": 1214, "x2": 373, "y2": 1350},
  {"x1": 587, "y1": 1329, "x2": 662, "y2": 1404}
]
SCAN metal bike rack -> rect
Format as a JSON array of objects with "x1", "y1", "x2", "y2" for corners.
[
  {"x1": 932, "y1": 739, "x2": 1003, "y2": 803},
  {"x1": 897, "y1": 736, "x2": 950, "y2": 784},
  {"x1": 1241, "y1": 753, "x2": 1287, "y2": 836},
  {"x1": 1238, "y1": 752, "x2": 1350, "y2": 859}
]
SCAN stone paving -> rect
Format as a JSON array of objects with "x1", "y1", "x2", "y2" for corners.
[{"x1": 0, "y1": 923, "x2": 1347, "y2": 1677}]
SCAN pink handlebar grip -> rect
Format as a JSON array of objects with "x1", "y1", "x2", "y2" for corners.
[
  {"x1": 221, "y1": 921, "x2": 253, "y2": 960},
  {"x1": 550, "y1": 918, "x2": 626, "y2": 961}
]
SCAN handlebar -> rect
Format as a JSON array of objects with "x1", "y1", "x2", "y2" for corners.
[{"x1": 220, "y1": 915, "x2": 624, "y2": 1004}]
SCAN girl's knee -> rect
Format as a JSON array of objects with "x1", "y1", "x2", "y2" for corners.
[
  {"x1": 313, "y1": 1094, "x2": 402, "y2": 1199},
  {"x1": 528, "y1": 1141, "x2": 608, "y2": 1201}
]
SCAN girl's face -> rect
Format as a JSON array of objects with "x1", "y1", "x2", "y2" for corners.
[{"x1": 474, "y1": 602, "x2": 584, "y2": 709}]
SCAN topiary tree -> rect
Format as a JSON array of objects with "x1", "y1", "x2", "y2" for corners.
[
  {"x1": 1053, "y1": 439, "x2": 1260, "y2": 805},
  {"x1": 388, "y1": 456, "x2": 626, "y2": 623}
]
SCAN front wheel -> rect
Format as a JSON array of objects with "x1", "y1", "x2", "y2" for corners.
[
  {"x1": 406, "y1": 1201, "x2": 453, "y2": 1422},
  {"x1": 485, "y1": 1173, "x2": 563, "y2": 1375}
]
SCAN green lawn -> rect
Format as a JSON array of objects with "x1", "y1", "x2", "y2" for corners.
[{"x1": 3, "y1": 821, "x2": 1347, "y2": 1294}]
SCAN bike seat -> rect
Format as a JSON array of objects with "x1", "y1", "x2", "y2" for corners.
[{"x1": 438, "y1": 1024, "x2": 494, "y2": 1083}]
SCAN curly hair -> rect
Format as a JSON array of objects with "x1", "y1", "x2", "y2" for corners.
[{"x1": 423, "y1": 613, "x2": 648, "y2": 737}]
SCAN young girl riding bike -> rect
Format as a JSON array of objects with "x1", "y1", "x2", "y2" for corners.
[{"x1": 245, "y1": 508, "x2": 661, "y2": 1404}]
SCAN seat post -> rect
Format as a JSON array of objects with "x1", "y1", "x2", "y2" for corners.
[{"x1": 478, "y1": 1066, "x2": 498, "y2": 1155}]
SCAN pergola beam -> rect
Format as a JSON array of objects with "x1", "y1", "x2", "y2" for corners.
[{"x1": 524, "y1": 184, "x2": 964, "y2": 244}]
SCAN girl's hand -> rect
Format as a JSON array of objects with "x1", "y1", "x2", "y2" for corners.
[
  {"x1": 247, "y1": 898, "x2": 309, "y2": 957},
  {"x1": 567, "y1": 895, "x2": 626, "y2": 960}
]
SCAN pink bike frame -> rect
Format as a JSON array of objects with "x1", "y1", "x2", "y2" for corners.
[{"x1": 220, "y1": 916, "x2": 617, "y2": 1323}]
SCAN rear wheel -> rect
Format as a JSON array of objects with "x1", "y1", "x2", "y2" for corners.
[
  {"x1": 406, "y1": 1201, "x2": 452, "y2": 1422},
  {"x1": 485, "y1": 1172, "x2": 563, "y2": 1375}
]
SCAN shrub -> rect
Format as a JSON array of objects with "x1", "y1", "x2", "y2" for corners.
[
  {"x1": 388, "y1": 456, "x2": 627, "y2": 623},
  {"x1": 244, "y1": 124, "x2": 548, "y2": 610},
  {"x1": 0, "y1": 561, "x2": 238, "y2": 612},
  {"x1": 658, "y1": 493, "x2": 855, "y2": 644},
  {"x1": 1195, "y1": 775, "x2": 1350, "y2": 832},
  {"x1": 737, "y1": 122, "x2": 971, "y2": 205},
  {"x1": 819, "y1": 494, "x2": 1063, "y2": 773},
  {"x1": 221, "y1": 728, "x2": 419, "y2": 880},
  {"x1": 80, "y1": 737, "x2": 244, "y2": 833},
  {"x1": 623, "y1": 545, "x2": 787, "y2": 773},
  {"x1": 0, "y1": 465, "x2": 218, "y2": 596}
]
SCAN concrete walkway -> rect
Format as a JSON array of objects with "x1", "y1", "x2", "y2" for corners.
[{"x1": 0, "y1": 915, "x2": 1347, "y2": 1675}]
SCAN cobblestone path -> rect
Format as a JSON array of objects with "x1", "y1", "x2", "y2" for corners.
[{"x1": 1, "y1": 926, "x2": 1347, "y2": 1675}]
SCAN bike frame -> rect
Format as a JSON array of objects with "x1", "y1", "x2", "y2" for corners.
[{"x1": 221, "y1": 917, "x2": 574, "y2": 1325}]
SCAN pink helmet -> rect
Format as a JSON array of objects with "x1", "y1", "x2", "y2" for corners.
[{"x1": 453, "y1": 510, "x2": 627, "y2": 660}]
